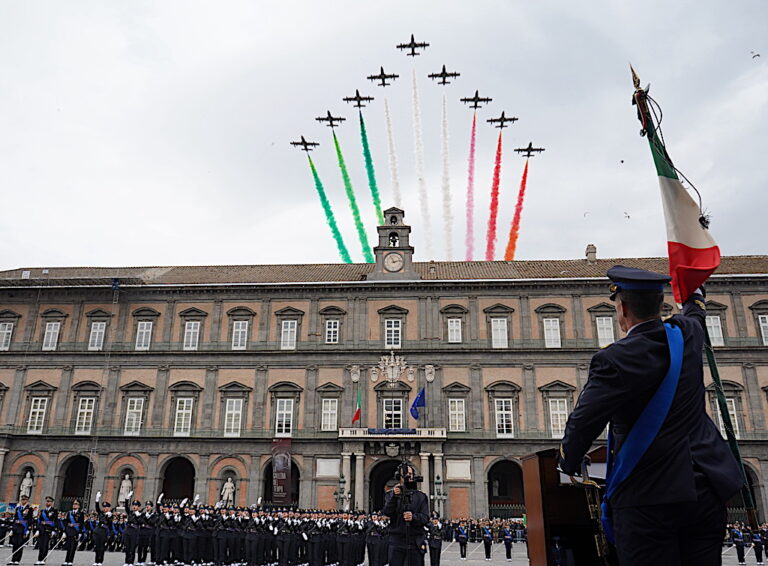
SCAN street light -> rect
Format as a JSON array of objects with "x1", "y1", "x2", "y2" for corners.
[
  {"x1": 334, "y1": 474, "x2": 351, "y2": 510},
  {"x1": 430, "y1": 474, "x2": 448, "y2": 517}
]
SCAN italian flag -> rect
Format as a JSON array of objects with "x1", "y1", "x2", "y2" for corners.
[
  {"x1": 351, "y1": 389, "x2": 361, "y2": 425},
  {"x1": 645, "y1": 112, "x2": 720, "y2": 304}
]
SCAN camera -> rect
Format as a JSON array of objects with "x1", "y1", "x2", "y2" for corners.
[{"x1": 394, "y1": 461, "x2": 424, "y2": 483}]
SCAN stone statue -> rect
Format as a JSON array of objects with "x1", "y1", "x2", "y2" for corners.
[
  {"x1": 424, "y1": 365, "x2": 435, "y2": 383},
  {"x1": 19, "y1": 471, "x2": 33, "y2": 499},
  {"x1": 221, "y1": 477, "x2": 235, "y2": 506},
  {"x1": 370, "y1": 367, "x2": 379, "y2": 382},
  {"x1": 118, "y1": 474, "x2": 133, "y2": 505},
  {"x1": 350, "y1": 365, "x2": 360, "y2": 383}
]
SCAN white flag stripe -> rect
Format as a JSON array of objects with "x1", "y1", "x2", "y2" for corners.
[{"x1": 659, "y1": 176, "x2": 717, "y2": 249}]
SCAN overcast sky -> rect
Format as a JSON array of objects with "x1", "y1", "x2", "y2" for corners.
[{"x1": 0, "y1": 1, "x2": 765, "y2": 270}]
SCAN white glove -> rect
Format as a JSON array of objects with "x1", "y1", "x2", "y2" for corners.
[
  {"x1": 157, "y1": 493, "x2": 164, "y2": 505},
  {"x1": 95, "y1": 492, "x2": 102, "y2": 503}
]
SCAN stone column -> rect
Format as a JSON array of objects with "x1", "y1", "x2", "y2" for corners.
[
  {"x1": 91, "y1": 453, "x2": 108, "y2": 508},
  {"x1": 195, "y1": 454, "x2": 210, "y2": 502},
  {"x1": 145, "y1": 454, "x2": 159, "y2": 502},
  {"x1": 6, "y1": 366, "x2": 27, "y2": 426},
  {"x1": 419, "y1": 452, "x2": 430, "y2": 504},
  {"x1": 354, "y1": 453, "x2": 365, "y2": 511},
  {"x1": 248, "y1": 457, "x2": 260, "y2": 504},
  {"x1": 0, "y1": 449, "x2": 8, "y2": 496},
  {"x1": 341, "y1": 452, "x2": 352, "y2": 509},
  {"x1": 523, "y1": 364, "x2": 539, "y2": 433},
  {"x1": 472, "y1": 457, "x2": 488, "y2": 517},
  {"x1": 55, "y1": 365, "x2": 74, "y2": 427},
  {"x1": 210, "y1": 300, "x2": 223, "y2": 348},
  {"x1": 300, "y1": 456, "x2": 314, "y2": 509}
]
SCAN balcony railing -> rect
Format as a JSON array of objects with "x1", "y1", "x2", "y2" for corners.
[{"x1": 338, "y1": 427, "x2": 447, "y2": 439}]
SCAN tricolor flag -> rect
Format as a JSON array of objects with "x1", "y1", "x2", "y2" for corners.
[
  {"x1": 351, "y1": 389, "x2": 362, "y2": 425},
  {"x1": 633, "y1": 68, "x2": 720, "y2": 303}
]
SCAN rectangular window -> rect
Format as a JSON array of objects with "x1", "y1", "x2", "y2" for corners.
[
  {"x1": 448, "y1": 398, "x2": 466, "y2": 432},
  {"x1": 447, "y1": 318, "x2": 462, "y2": 343},
  {"x1": 135, "y1": 321, "x2": 153, "y2": 351},
  {"x1": 173, "y1": 398, "x2": 194, "y2": 437},
  {"x1": 0, "y1": 322, "x2": 13, "y2": 351},
  {"x1": 495, "y1": 398, "x2": 514, "y2": 437},
  {"x1": 124, "y1": 397, "x2": 144, "y2": 436},
  {"x1": 224, "y1": 398, "x2": 243, "y2": 437},
  {"x1": 548, "y1": 398, "x2": 569, "y2": 438},
  {"x1": 325, "y1": 320, "x2": 340, "y2": 344},
  {"x1": 491, "y1": 318, "x2": 508, "y2": 349},
  {"x1": 543, "y1": 318, "x2": 562, "y2": 348},
  {"x1": 706, "y1": 316, "x2": 725, "y2": 347},
  {"x1": 232, "y1": 320, "x2": 248, "y2": 350},
  {"x1": 27, "y1": 397, "x2": 48, "y2": 434},
  {"x1": 760, "y1": 315, "x2": 768, "y2": 347},
  {"x1": 280, "y1": 320, "x2": 297, "y2": 350},
  {"x1": 383, "y1": 398, "x2": 403, "y2": 429},
  {"x1": 183, "y1": 320, "x2": 201, "y2": 351},
  {"x1": 88, "y1": 321, "x2": 106, "y2": 351},
  {"x1": 321, "y1": 398, "x2": 338, "y2": 431},
  {"x1": 716, "y1": 397, "x2": 741, "y2": 439},
  {"x1": 275, "y1": 398, "x2": 294, "y2": 436},
  {"x1": 75, "y1": 397, "x2": 96, "y2": 435},
  {"x1": 595, "y1": 317, "x2": 615, "y2": 348},
  {"x1": 385, "y1": 319, "x2": 402, "y2": 349},
  {"x1": 42, "y1": 321, "x2": 60, "y2": 351}
]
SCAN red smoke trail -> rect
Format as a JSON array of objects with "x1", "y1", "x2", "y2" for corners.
[
  {"x1": 485, "y1": 131, "x2": 503, "y2": 261},
  {"x1": 465, "y1": 112, "x2": 478, "y2": 261},
  {"x1": 504, "y1": 159, "x2": 530, "y2": 261}
]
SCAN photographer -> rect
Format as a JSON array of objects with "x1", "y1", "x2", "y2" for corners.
[{"x1": 382, "y1": 462, "x2": 430, "y2": 566}]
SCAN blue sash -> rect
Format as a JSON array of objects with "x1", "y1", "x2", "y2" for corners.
[
  {"x1": 600, "y1": 322, "x2": 683, "y2": 545},
  {"x1": 69, "y1": 511, "x2": 81, "y2": 532},
  {"x1": 16, "y1": 507, "x2": 29, "y2": 535}
]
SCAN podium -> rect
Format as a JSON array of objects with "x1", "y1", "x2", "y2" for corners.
[{"x1": 522, "y1": 448, "x2": 613, "y2": 566}]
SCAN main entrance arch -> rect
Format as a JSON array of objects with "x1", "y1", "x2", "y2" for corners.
[
  {"x1": 369, "y1": 460, "x2": 400, "y2": 512},
  {"x1": 263, "y1": 460, "x2": 300, "y2": 505},
  {"x1": 161, "y1": 457, "x2": 195, "y2": 502},
  {"x1": 488, "y1": 460, "x2": 525, "y2": 518},
  {"x1": 59, "y1": 455, "x2": 91, "y2": 511}
]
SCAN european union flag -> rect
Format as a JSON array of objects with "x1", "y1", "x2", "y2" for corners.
[{"x1": 410, "y1": 387, "x2": 426, "y2": 419}]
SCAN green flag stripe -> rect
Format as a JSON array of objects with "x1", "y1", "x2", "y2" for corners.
[{"x1": 647, "y1": 133, "x2": 678, "y2": 180}]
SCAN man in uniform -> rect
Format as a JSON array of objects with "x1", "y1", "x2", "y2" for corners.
[
  {"x1": 63, "y1": 499, "x2": 85, "y2": 566},
  {"x1": 8, "y1": 494, "x2": 34, "y2": 565},
  {"x1": 35, "y1": 496, "x2": 58, "y2": 565},
  {"x1": 426, "y1": 514, "x2": 442, "y2": 566},
  {"x1": 560, "y1": 266, "x2": 744, "y2": 566},
  {"x1": 381, "y1": 463, "x2": 429, "y2": 566}
]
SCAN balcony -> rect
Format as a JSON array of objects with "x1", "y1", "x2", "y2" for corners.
[{"x1": 338, "y1": 427, "x2": 446, "y2": 440}]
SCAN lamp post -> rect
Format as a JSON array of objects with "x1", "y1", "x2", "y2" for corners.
[
  {"x1": 430, "y1": 474, "x2": 448, "y2": 517},
  {"x1": 334, "y1": 474, "x2": 351, "y2": 510}
]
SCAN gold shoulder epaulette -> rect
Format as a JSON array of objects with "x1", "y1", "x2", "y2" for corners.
[{"x1": 695, "y1": 300, "x2": 706, "y2": 310}]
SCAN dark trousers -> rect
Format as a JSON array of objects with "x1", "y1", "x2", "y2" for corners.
[
  {"x1": 428, "y1": 545, "x2": 440, "y2": 566},
  {"x1": 37, "y1": 528, "x2": 52, "y2": 561},
  {"x1": 755, "y1": 543, "x2": 763, "y2": 564},
  {"x1": 182, "y1": 535, "x2": 197, "y2": 564},
  {"x1": 159, "y1": 533, "x2": 174, "y2": 564},
  {"x1": 93, "y1": 532, "x2": 107, "y2": 564},
  {"x1": 735, "y1": 542, "x2": 745, "y2": 563},
  {"x1": 125, "y1": 529, "x2": 140, "y2": 564},
  {"x1": 504, "y1": 541, "x2": 512, "y2": 559},
  {"x1": 483, "y1": 540, "x2": 491, "y2": 559},
  {"x1": 11, "y1": 530, "x2": 27, "y2": 562},
  {"x1": 388, "y1": 543, "x2": 425, "y2": 566},
  {"x1": 458, "y1": 542, "x2": 467, "y2": 558},
  {"x1": 64, "y1": 531, "x2": 80, "y2": 563},
  {"x1": 613, "y1": 480, "x2": 726, "y2": 566},
  {"x1": 138, "y1": 531, "x2": 152, "y2": 563}
]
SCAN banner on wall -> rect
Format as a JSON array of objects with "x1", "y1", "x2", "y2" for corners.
[{"x1": 271, "y1": 438, "x2": 292, "y2": 505}]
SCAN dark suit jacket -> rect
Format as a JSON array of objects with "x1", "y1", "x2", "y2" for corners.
[{"x1": 560, "y1": 292, "x2": 743, "y2": 508}]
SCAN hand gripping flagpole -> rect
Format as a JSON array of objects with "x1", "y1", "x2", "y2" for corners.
[{"x1": 630, "y1": 66, "x2": 757, "y2": 529}]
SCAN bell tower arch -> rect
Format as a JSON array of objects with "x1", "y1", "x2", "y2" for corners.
[{"x1": 368, "y1": 207, "x2": 420, "y2": 281}]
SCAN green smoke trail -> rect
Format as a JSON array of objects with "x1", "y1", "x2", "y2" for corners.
[
  {"x1": 308, "y1": 156, "x2": 352, "y2": 263},
  {"x1": 359, "y1": 111, "x2": 384, "y2": 225},
  {"x1": 333, "y1": 132, "x2": 374, "y2": 263}
]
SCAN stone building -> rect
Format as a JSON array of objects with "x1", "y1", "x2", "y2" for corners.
[{"x1": 0, "y1": 208, "x2": 767, "y2": 518}]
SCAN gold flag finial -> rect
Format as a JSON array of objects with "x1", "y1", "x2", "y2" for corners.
[{"x1": 630, "y1": 64, "x2": 641, "y2": 90}]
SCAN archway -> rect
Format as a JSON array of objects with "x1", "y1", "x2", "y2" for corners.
[
  {"x1": 60, "y1": 456, "x2": 91, "y2": 511},
  {"x1": 727, "y1": 466, "x2": 764, "y2": 523},
  {"x1": 369, "y1": 460, "x2": 400, "y2": 512},
  {"x1": 161, "y1": 457, "x2": 195, "y2": 503},
  {"x1": 263, "y1": 460, "x2": 300, "y2": 505},
  {"x1": 487, "y1": 460, "x2": 525, "y2": 518}
]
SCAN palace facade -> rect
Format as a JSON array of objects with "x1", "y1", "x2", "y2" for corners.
[{"x1": 1, "y1": 208, "x2": 768, "y2": 519}]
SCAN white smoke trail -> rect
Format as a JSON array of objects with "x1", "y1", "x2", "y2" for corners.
[
  {"x1": 441, "y1": 93, "x2": 453, "y2": 260},
  {"x1": 383, "y1": 97, "x2": 402, "y2": 208},
  {"x1": 411, "y1": 68, "x2": 433, "y2": 258}
]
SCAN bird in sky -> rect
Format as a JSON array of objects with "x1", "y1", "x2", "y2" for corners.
[
  {"x1": 751, "y1": 51, "x2": 761, "y2": 59},
  {"x1": 624, "y1": 212, "x2": 631, "y2": 219}
]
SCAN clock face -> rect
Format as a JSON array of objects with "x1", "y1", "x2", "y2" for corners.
[{"x1": 384, "y1": 252, "x2": 404, "y2": 272}]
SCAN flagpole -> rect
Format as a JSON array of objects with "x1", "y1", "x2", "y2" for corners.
[{"x1": 631, "y1": 67, "x2": 757, "y2": 528}]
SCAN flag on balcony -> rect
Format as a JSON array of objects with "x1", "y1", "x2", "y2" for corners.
[
  {"x1": 410, "y1": 387, "x2": 426, "y2": 419},
  {"x1": 351, "y1": 389, "x2": 362, "y2": 425}
]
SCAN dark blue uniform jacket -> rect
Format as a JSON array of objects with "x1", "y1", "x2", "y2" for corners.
[{"x1": 560, "y1": 292, "x2": 742, "y2": 508}]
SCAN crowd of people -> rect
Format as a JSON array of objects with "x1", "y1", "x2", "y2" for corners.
[
  {"x1": 727, "y1": 522, "x2": 768, "y2": 565},
  {"x1": 0, "y1": 493, "x2": 527, "y2": 566}
]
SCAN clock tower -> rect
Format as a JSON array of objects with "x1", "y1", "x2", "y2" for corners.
[{"x1": 368, "y1": 207, "x2": 420, "y2": 280}]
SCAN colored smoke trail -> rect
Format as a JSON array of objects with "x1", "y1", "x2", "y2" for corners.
[
  {"x1": 383, "y1": 98, "x2": 402, "y2": 208},
  {"x1": 411, "y1": 68, "x2": 433, "y2": 258},
  {"x1": 485, "y1": 131, "x2": 504, "y2": 261},
  {"x1": 441, "y1": 94, "x2": 454, "y2": 260},
  {"x1": 504, "y1": 159, "x2": 530, "y2": 261},
  {"x1": 359, "y1": 111, "x2": 384, "y2": 225},
  {"x1": 307, "y1": 156, "x2": 352, "y2": 263},
  {"x1": 465, "y1": 112, "x2": 478, "y2": 261},
  {"x1": 333, "y1": 132, "x2": 374, "y2": 263}
]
